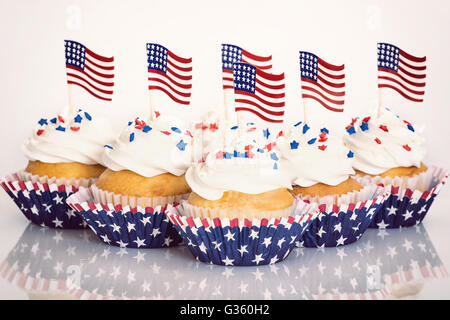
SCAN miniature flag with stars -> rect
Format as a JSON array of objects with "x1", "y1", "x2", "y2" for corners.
[
  {"x1": 64, "y1": 40, "x2": 115, "y2": 101},
  {"x1": 299, "y1": 51, "x2": 345, "y2": 112},
  {"x1": 147, "y1": 43, "x2": 193, "y2": 105},
  {"x1": 377, "y1": 43, "x2": 426, "y2": 102},
  {"x1": 222, "y1": 44, "x2": 272, "y2": 90},
  {"x1": 232, "y1": 62, "x2": 285, "y2": 123}
]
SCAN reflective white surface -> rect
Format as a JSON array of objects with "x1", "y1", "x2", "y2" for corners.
[{"x1": 1, "y1": 186, "x2": 450, "y2": 300}]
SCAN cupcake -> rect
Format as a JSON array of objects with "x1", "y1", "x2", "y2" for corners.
[
  {"x1": 344, "y1": 107, "x2": 448, "y2": 228},
  {"x1": 166, "y1": 127, "x2": 317, "y2": 266},
  {"x1": 1, "y1": 108, "x2": 115, "y2": 228},
  {"x1": 66, "y1": 114, "x2": 193, "y2": 248},
  {"x1": 277, "y1": 122, "x2": 387, "y2": 247}
]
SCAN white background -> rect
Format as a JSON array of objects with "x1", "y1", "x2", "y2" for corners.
[{"x1": 0, "y1": 0, "x2": 450, "y2": 299}]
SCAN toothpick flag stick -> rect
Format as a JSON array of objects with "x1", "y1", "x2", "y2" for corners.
[
  {"x1": 299, "y1": 51, "x2": 346, "y2": 123},
  {"x1": 221, "y1": 44, "x2": 273, "y2": 124},
  {"x1": 376, "y1": 42, "x2": 427, "y2": 116},
  {"x1": 64, "y1": 40, "x2": 115, "y2": 114},
  {"x1": 146, "y1": 43, "x2": 193, "y2": 121}
]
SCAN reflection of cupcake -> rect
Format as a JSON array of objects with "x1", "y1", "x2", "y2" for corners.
[
  {"x1": 67, "y1": 114, "x2": 192, "y2": 248},
  {"x1": 278, "y1": 122, "x2": 386, "y2": 247},
  {"x1": 1, "y1": 108, "x2": 114, "y2": 228},
  {"x1": 167, "y1": 128, "x2": 317, "y2": 266},
  {"x1": 344, "y1": 108, "x2": 448, "y2": 228}
]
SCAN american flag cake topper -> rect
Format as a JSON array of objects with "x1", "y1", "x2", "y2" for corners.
[
  {"x1": 147, "y1": 43, "x2": 193, "y2": 106},
  {"x1": 299, "y1": 51, "x2": 345, "y2": 112},
  {"x1": 232, "y1": 62, "x2": 285, "y2": 123},
  {"x1": 64, "y1": 40, "x2": 115, "y2": 101},
  {"x1": 222, "y1": 44, "x2": 272, "y2": 90},
  {"x1": 377, "y1": 43, "x2": 426, "y2": 103}
]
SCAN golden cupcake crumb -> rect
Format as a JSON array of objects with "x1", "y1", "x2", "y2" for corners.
[
  {"x1": 291, "y1": 177, "x2": 363, "y2": 198},
  {"x1": 356, "y1": 163, "x2": 428, "y2": 178},
  {"x1": 25, "y1": 160, "x2": 105, "y2": 179}
]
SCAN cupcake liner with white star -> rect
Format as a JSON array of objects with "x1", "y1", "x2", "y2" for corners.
[
  {"x1": 1, "y1": 172, "x2": 87, "y2": 229},
  {"x1": 66, "y1": 187, "x2": 183, "y2": 249},
  {"x1": 360, "y1": 166, "x2": 448, "y2": 228},
  {"x1": 296, "y1": 185, "x2": 389, "y2": 248},
  {"x1": 166, "y1": 200, "x2": 318, "y2": 266}
]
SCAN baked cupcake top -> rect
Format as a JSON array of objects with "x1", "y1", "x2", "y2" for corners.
[
  {"x1": 343, "y1": 107, "x2": 426, "y2": 175},
  {"x1": 278, "y1": 122, "x2": 355, "y2": 187},
  {"x1": 22, "y1": 108, "x2": 115, "y2": 165},
  {"x1": 102, "y1": 114, "x2": 193, "y2": 177},
  {"x1": 186, "y1": 127, "x2": 292, "y2": 200}
]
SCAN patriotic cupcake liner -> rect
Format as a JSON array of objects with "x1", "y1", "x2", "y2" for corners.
[
  {"x1": 66, "y1": 187, "x2": 183, "y2": 248},
  {"x1": 0, "y1": 172, "x2": 87, "y2": 229},
  {"x1": 295, "y1": 184, "x2": 389, "y2": 247},
  {"x1": 166, "y1": 200, "x2": 318, "y2": 266},
  {"x1": 356, "y1": 166, "x2": 448, "y2": 228}
]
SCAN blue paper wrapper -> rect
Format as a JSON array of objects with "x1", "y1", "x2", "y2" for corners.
[
  {"x1": 166, "y1": 200, "x2": 318, "y2": 266},
  {"x1": 368, "y1": 167, "x2": 448, "y2": 228},
  {"x1": 66, "y1": 187, "x2": 183, "y2": 248},
  {"x1": 296, "y1": 185, "x2": 388, "y2": 248},
  {"x1": 1, "y1": 172, "x2": 86, "y2": 229}
]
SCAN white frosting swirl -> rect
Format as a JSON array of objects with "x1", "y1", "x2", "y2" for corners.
[
  {"x1": 102, "y1": 115, "x2": 193, "y2": 177},
  {"x1": 186, "y1": 127, "x2": 292, "y2": 200},
  {"x1": 343, "y1": 107, "x2": 426, "y2": 175},
  {"x1": 23, "y1": 108, "x2": 115, "y2": 165},
  {"x1": 278, "y1": 123, "x2": 355, "y2": 187}
]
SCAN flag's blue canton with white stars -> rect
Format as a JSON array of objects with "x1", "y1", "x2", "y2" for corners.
[
  {"x1": 65, "y1": 40, "x2": 86, "y2": 71},
  {"x1": 74, "y1": 204, "x2": 182, "y2": 249},
  {"x1": 172, "y1": 217, "x2": 314, "y2": 266},
  {"x1": 222, "y1": 44, "x2": 243, "y2": 71},
  {"x1": 299, "y1": 51, "x2": 318, "y2": 82},
  {"x1": 369, "y1": 174, "x2": 445, "y2": 229},
  {"x1": 377, "y1": 43, "x2": 400, "y2": 72},
  {"x1": 233, "y1": 63, "x2": 256, "y2": 94},
  {"x1": 1, "y1": 178, "x2": 86, "y2": 229},
  {"x1": 147, "y1": 43, "x2": 168, "y2": 73}
]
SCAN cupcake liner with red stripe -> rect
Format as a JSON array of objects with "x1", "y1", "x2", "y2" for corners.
[
  {"x1": 66, "y1": 187, "x2": 183, "y2": 248},
  {"x1": 1, "y1": 172, "x2": 86, "y2": 229},
  {"x1": 296, "y1": 185, "x2": 388, "y2": 247},
  {"x1": 362, "y1": 166, "x2": 448, "y2": 228},
  {"x1": 166, "y1": 200, "x2": 318, "y2": 266}
]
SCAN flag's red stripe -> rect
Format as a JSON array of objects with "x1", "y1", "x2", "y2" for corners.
[
  {"x1": 400, "y1": 49, "x2": 426, "y2": 63},
  {"x1": 167, "y1": 58, "x2": 192, "y2": 72},
  {"x1": 302, "y1": 94, "x2": 343, "y2": 112},
  {"x1": 242, "y1": 49, "x2": 272, "y2": 62},
  {"x1": 85, "y1": 48, "x2": 114, "y2": 63},
  {"x1": 167, "y1": 67, "x2": 192, "y2": 81},
  {"x1": 85, "y1": 56, "x2": 114, "y2": 71},
  {"x1": 318, "y1": 58, "x2": 344, "y2": 71},
  {"x1": 255, "y1": 86, "x2": 285, "y2": 99},
  {"x1": 223, "y1": 69, "x2": 233, "y2": 74},
  {"x1": 148, "y1": 69, "x2": 192, "y2": 89},
  {"x1": 256, "y1": 68, "x2": 284, "y2": 81},
  {"x1": 378, "y1": 76, "x2": 425, "y2": 95},
  {"x1": 378, "y1": 84, "x2": 423, "y2": 102},
  {"x1": 235, "y1": 98, "x2": 284, "y2": 115},
  {"x1": 84, "y1": 64, "x2": 114, "y2": 79},
  {"x1": 148, "y1": 86, "x2": 190, "y2": 105},
  {"x1": 399, "y1": 58, "x2": 427, "y2": 71},
  {"x1": 66, "y1": 65, "x2": 114, "y2": 87},
  {"x1": 318, "y1": 67, "x2": 345, "y2": 80},
  {"x1": 223, "y1": 85, "x2": 234, "y2": 89},
  {"x1": 148, "y1": 77, "x2": 191, "y2": 97},
  {"x1": 67, "y1": 72, "x2": 114, "y2": 94},
  {"x1": 242, "y1": 59, "x2": 271, "y2": 70},
  {"x1": 398, "y1": 65, "x2": 426, "y2": 79},
  {"x1": 256, "y1": 78, "x2": 285, "y2": 90},
  {"x1": 317, "y1": 75, "x2": 345, "y2": 88},
  {"x1": 301, "y1": 86, "x2": 344, "y2": 105},
  {"x1": 222, "y1": 76, "x2": 234, "y2": 82},
  {"x1": 235, "y1": 90, "x2": 284, "y2": 108},
  {"x1": 301, "y1": 78, "x2": 344, "y2": 97},
  {"x1": 167, "y1": 51, "x2": 192, "y2": 64},
  {"x1": 68, "y1": 81, "x2": 112, "y2": 101},
  {"x1": 235, "y1": 107, "x2": 283, "y2": 123},
  {"x1": 378, "y1": 68, "x2": 425, "y2": 87}
]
